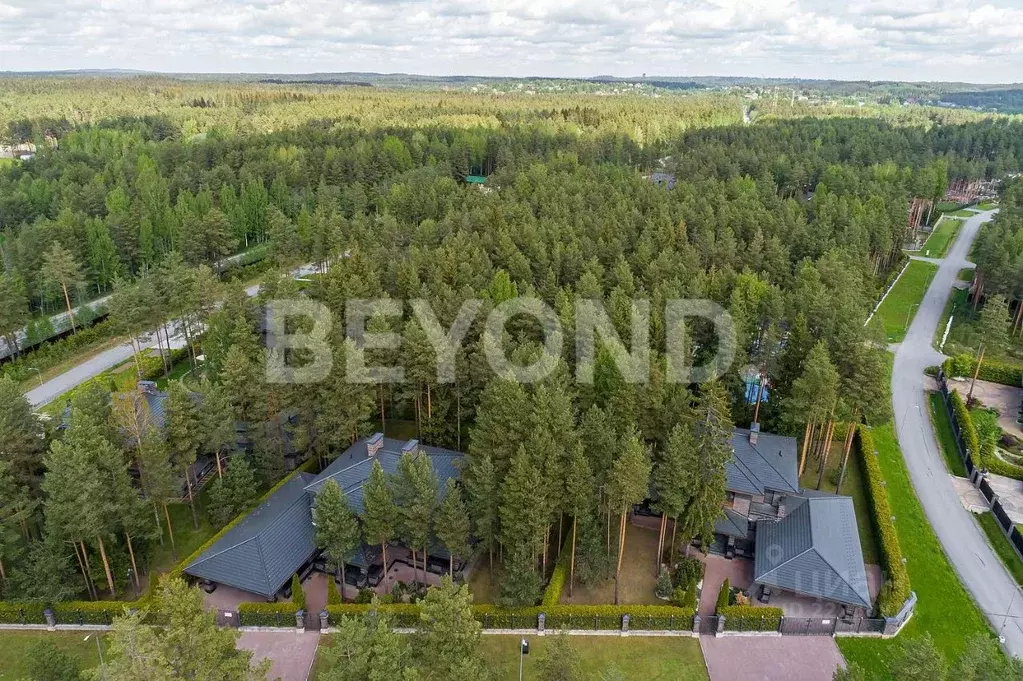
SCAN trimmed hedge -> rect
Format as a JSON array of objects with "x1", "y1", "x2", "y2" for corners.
[
  {"x1": 857, "y1": 426, "x2": 911, "y2": 617},
  {"x1": 719, "y1": 605, "x2": 783, "y2": 631},
  {"x1": 0, "y1": 602, "x2": 47, "y2": 624},
  {"x1": 238, "y1": 601, "x2": 300, "y2": 627},
  {"x1": 324, "y1": 602, "x2": 695, "y2": 631},
  {"x1": 541, "y1": 542, "x2": 570, "y2": 607},
  {"x1": 51, "y1": 601, "x2": 131, "y2": 625},
  {"x1": 944, "y1": 354, "x2": 1023, "y2": 388}
]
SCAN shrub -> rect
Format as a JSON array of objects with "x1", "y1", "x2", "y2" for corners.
[
  {"x1": 720, "y1": 605, "x2": 783, "y2": 631},
  {"x1": 28, "y1": 640, "x2": 82, "y2": 681},
  {"x1": 290, "y1": 574, "x2": 305, "y2": 611},
  {"x1": 856, "y1": 425, "x2": 911, "y2": 616},
  {"x1": 670, "y1": 586, "x2": 687, "y2": 607},
  {"x1": 715, "y1": 578, "x2": 730, "y2": 613},
  {"x1": 541, "y1": 549, "x2": 569, "y2": 607},
  {"x1": 354, "y1": 588, "x2": 374, "y2": 604},
  {"x1": 672, "y1": 556, "x2": 704, "y2": 590},
  {"x1": 655, "y1": 568, "x2": 673, "y2": 600},
  {"x1": 238, "y1": 601, "x2": 299, "y2": 627},
  {"x1": 944, "y1": 354, "x2": 1023, "y2": 387},
  {"x1": 326, "y1": 576, "x2": 341, "y2": 606},
  {"x1": 684, "y1": 586, "x2": 698, "y2": 610}
]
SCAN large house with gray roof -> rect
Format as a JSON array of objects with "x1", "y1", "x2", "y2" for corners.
[
  {"x1": 184, "y1": 435, "x2": 463, "y2": 601},
  {"x1": 715, "y1": 425, "x2": 871, "y2": 612}
]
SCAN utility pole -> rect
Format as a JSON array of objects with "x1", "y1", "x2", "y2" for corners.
[{"x1": 519, "y1": 638, "x2": 529, "y2": 681}]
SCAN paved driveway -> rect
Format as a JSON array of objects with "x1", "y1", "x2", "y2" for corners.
[
  {"x1": 890, "y1": 208, "x2": 1023, "y2": 656},
  {"x1": 237, "y1": 631, "x2": 319, "y2": 681},
  {"x1": 700, "y1": 635, "x2": 844, "y2": 681}
]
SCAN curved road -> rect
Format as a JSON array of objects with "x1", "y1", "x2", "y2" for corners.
[
  {"x1": 893, "y1": 208, "x2": 1023, "y2": 656},
  {"x1": 24, "y1": 263, "x2": 319, "y2": 407}
]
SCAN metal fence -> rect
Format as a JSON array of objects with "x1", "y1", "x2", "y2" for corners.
[{"x1": 938, "y1": 374, "x2": 1023, "y2": 566}]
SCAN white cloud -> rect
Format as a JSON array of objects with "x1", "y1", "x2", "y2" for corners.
[{"x1": 0, "y1": 0, "x2": 1022, "y2": 82}]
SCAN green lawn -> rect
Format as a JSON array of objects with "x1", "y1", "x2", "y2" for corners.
[
  {"x1": 0, "y1": 631, "x2": 108, "y2": 680},
  {"x1": 975, "y1": 512, "x2": 1023, "y2": 586},
  {"x1": 873, "y1": 260, "x2": 939, "y2": 342},
  {"x1": 148, "y1": 495, "x2": 216, "y2": 579},
  {"x1": 950, "y1": 209, "x2": 976, "y2": 218},
  {"x1": 928, "y1": 392, "x2": 967, "y2": 477},
  {"x1": 918, "y1": 217, "x2": 961, "y2": 258},
  {"x1": 838, "y1": 422, "x2": 993, "y2": 679},
  {"x1": 978, "y1": 201, "x2": 998, "y2": 211},
  {"x1": 0, "y1": 157, "x2": 14, "y2": 168},
  {"x1": 958, "y1": 268, "x2": 975, "y2": 283},
  {"x1": 311, "y1": 634, "x2": 708, "y2": 681},
  {"x1": 798, "y1": 435, "x2": 880, "y2": 565}
]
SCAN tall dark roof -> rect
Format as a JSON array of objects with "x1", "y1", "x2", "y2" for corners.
[
  {"x1": 184, "y1": 436, "x2": 464, "y2": 598},
  {"x1": 728, "y1": 428, "x2": 800, "y2": 496},
  {"x1": 715, "y1": 507, "x2": 751, "y2": 539},
  {"x1": 183, "y1": 472, "x2": 318, "y2": 598},
  {"x1": 304, "y1": 437, "x2": 462, "y2": 513},
  {"x1": 753, "y1": 495, "x2": 870, "y2": 608}
]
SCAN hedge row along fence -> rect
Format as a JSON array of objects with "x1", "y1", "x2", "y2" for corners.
[
  {"x1": 719, "y1": 605, "x2": 783, "y2": 632},
  {"x1": 237, "y1": 602, "x2": 300, "y2": 627},
  {"x1": 944, "y1": 354, "x2": 1023, "y2": 389},
  {"x1": 0, "y1": 457, "x2": 323, "y2": 625},
  {"x1": 856, "y1": 426, "x2": 911, "y2": 617},
  {"x1": 945, "y1": 386, "x2": 1023, "y2": 480},
  {"x1": 540, "y1": 536, "x2": 571, "y2": 607},
  {"x1": 324, "y1": 603, "x2": 697, "y2": 631}
]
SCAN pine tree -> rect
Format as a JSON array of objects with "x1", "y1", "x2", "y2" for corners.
[
  {"x1": 313, "y1": 479, "x2": 362, "y2": 603},
  {"x1": 785, "y1": 341, "x2": 839, "y2": 476},
  {"x1": 652, "y1": 423, "x2": 695, "y2": 571},
  {"x1": 207, "y1": 457, "x2": 256, "y2": 527},
  {"x1": 395, "y1": 451, "x2": 437, "y2": 585},
  {"x1": 468, "y1": 376, "x2": 532, "y2": 478},
  {"x1": 607, "y1": 429, "x2": 651, "y2": 605},
  {"x1": 435, "y1": 479, "x2": 470, "y2": 577},
  {"x1": 198, "y1": 377, "x2": 236, "y2": 477},
  {"x1": 0, "y1": 273, "x2": 30, "y2": 356},
  {"x1": 464, "y1": 451, "x2": 498, "y2": 572},
  {"x1": 0, "y1": 376, "x2": 45, "y2": 490},
  {"x1": 41, "y1": 241, "x2": 83, "y2": 333},
  {"x1": 676, "y1": 382, "x2": 732, "y2": 552},
  {"x1": 164, "y1": 380, "x2": 203, "y2": 528},
  {"x1": 562, "y1": 444, "x2": 593, "y2": 596},
  {"x1": 361, "y1": 459, "x2": 396, "y2": 583},
  {"x1": 416, "y1": 577, "x2": 486, "y2": 681},
  {"x1": 500, "y1": 446, "x2": 543, "y2": 569}
]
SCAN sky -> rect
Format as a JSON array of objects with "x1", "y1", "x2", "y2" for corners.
[{"x1": 2, "y1": 0, "x2": 1023, "y2": 83}]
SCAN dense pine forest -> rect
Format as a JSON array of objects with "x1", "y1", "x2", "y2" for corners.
[{"x1": 1, "y1": 79, "x2": 1023, "y2": 613}]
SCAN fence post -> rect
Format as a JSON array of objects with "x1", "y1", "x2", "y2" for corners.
[
  {"x1": 622, "y1": 614, "x2": 630, "y2": 636},
  {"x1": 295, "y1": 609, "x2": 305, "y2": 631},
  {"x1": 319, "y1": 610, "x2": 328, "y2": 630},
  {"x1": 716, "y1": 615, "x2": 726, "y2": 635},
  {"x1": 538, "y1": 613, "x2": 545, "y2": 636},
  {"x1": 44, "y1": 608, "x2": 55, "y2": 630},
  {"x1": 691, "y1": 614, "x2": 699, "y2": 634}
]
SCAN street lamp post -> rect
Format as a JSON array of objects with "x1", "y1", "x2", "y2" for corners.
[
  {"x1": 518, "y1": 638, "x2": 529, "y2": 681},
  {"x1": 85, "y1": 634, "x2": 107, "y2": 680}
]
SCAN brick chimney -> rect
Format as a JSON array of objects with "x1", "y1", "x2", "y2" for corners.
[
  {"x1": 367, "y1": 432, "x2": 384, "y2": 456},
  {"x1": 402, "y1": 439, "x2": 420, "y2": 456},
  {"x1": 749, "y1": 422, "x2": 760, "y2": 446}
]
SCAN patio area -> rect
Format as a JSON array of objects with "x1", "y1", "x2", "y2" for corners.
[
  {"x1": 948, "y1": 377, "x2": 1023, "y2": 440},
  {"x1": 696, "y1": 554, "x2": 753, "y2": 616},
  {"x1": 753, "y1": 563, "x2": 882, "y2": 619}
]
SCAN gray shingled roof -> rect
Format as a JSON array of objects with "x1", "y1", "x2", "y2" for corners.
[
  {"x1": 753, "y1": 495, "x2": 870, "y2": 608},
  {"x1": 184, "y1": 472, "x2": 318, "y2": 598},
  {"x1": 715, "y1": 507, "x2": 752, "y2": 539},
  {"x1": 728, "y1": 428, "x2": 800, "y2": 496},
  {"x1": 304, "y1": 437, "x2": 462, "y2": 513},
  {"x1": 184, "y1": 437, "x2": 464, "y2": 598}
]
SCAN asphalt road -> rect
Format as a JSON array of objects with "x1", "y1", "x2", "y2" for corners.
[
  {"x1": 891, "y1": 208, "x2": 1023, "y2": 656},
  {"x1": 24, "y1": 263, "x2": 318, "y2": 408}
]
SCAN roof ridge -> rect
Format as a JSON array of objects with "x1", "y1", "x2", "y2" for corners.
[
  {"x1": 253, "y1": 534, "x2": 272, "y2": 596},
  {"x1": 730, "y1": 454, "x2": 763, "y2": 493},
  {"x1": 807, "y1": 499, "x2": 870, "y2": 607}
]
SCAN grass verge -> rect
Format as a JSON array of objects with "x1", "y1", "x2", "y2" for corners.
[
  {"x1": 958, "y1": 268, "x2": 975, "y2": 283},
  {"x1": 311, "y1": 634, "x2": 709, "y2": 680},
  {"x1": 974, "y1": 512, "x2": 1023, "y2": 586},
  {"x1": 928, "y1": 392, "x2": 967, "y2": 477},
  {"x1": 874, "y1": 260, "x2": 939, "y2": 343},
  {"x1": 837, "y1": 422, "x2": 992, "y2": 678},
  {"x1": 919, "y1": 217, "x2": 961, "y2": 258},
  {"x1": 0, "y1": 631, "x2": 108, "y2": 678}
]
